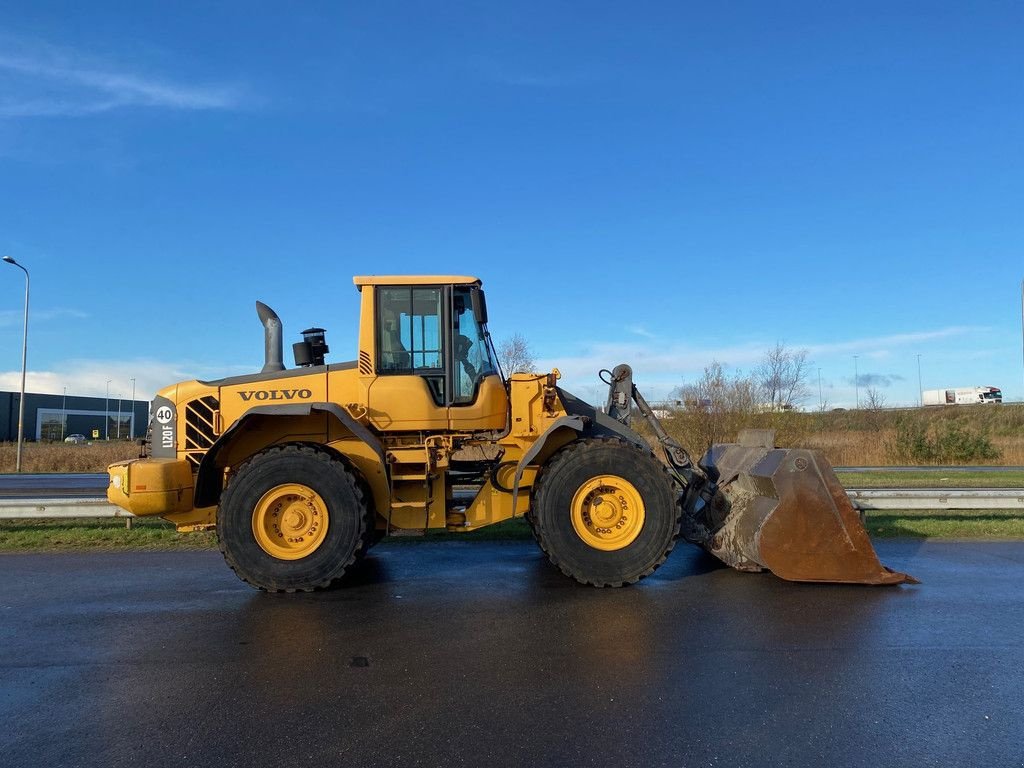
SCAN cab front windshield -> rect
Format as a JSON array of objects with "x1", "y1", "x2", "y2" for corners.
[{"x1": 452, "y1": 287, "x2": 497, "y2": 404}]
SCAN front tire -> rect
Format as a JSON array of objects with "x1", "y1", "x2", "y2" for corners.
[
  {"x1": 531, "y1": 438, "x2": 680, "y2": 587},
  {"x1": 217, "y1": 444, "x2": 373, "y2": 592}
]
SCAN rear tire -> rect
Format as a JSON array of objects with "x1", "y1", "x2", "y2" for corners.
[
  {"x1": 217, "y1": 444, "x2": 373, "y2": 592},
  {"x1": 531, "y1": 438, "x2": 680, "y2": 587}
]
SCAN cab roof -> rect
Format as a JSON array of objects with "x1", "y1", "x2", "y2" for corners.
[{"x1": 353, "y1": 275, "x2": 482, "y2": 288}]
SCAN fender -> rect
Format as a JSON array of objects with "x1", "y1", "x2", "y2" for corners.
[
  {"x1": 510, "y1": 415, "x2": 586, "y2": 514},
  {"x1": 509, "y1": 389, "x2": 654, "y2": 514},
  {"x1": 193, "y1": 402, "x2": 386, "y2": 507}
]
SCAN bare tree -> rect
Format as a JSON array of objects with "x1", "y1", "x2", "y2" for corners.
[
  {"x1": 862, "y1": 387, "x2": 887, "y2": 429},
  {"x1": 497, "y1": 333, "x2": 535, "y2": 374},
  {"x1": 864, "y1": 387, "x2": 886, "y2": 411},
  {"x1": 673, "y1": 361, "x2": 759, "y2": 449},
  {"x1": 755, "y1": 342, "x2": 811, "y2": 410}
]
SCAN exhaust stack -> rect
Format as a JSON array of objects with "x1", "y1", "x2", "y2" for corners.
[{"x1": 256, "y1": 301, "x2": 285, "y2": 373}]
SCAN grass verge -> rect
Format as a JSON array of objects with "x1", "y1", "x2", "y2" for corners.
[
  {"x1": 865, "y1": 510, "x2": 1024, "y2": 539},
  {"x1": 0, "y1": 519, "x2": 217, "y2": 552},
  {"x1": 835, "y1": 470, "x2": 1024, "y2": 489}
]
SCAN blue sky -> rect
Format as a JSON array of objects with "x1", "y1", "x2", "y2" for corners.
[{"x1": 1, "y1": 1, "x2": 1022, "y2": 408}]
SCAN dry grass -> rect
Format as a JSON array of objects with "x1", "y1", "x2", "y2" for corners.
[
  {"x1": 0, "y1": 441, "x2": 139, "y2": 474},
  {"x1": 797, "y1": 430, "x2": 895, "y2": 466},
  {"x1": 659, "y1": 403, "x2": 1024, "y2": 466},
  {"x1": 990, "y1": 436, "x2": 1024, "y2": 465},
  {"x1": 796, "y1": 431, "x2": 1024, "y2": 467}
]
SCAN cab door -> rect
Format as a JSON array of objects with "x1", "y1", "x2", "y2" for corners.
[{"x1": 365, "y1": 285, "x2": 450, "y2": 431}]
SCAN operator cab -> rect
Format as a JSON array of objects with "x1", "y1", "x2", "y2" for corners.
[
  {"x1": 375, "y1": 283, "x2": 498, "y2": 406},
  {"x1": 354, "y1": 276, "x2": 508, "y2": 431}
]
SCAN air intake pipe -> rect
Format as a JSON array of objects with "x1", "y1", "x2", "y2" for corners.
[{"x1": 256, "y1": 301, "x2": 285, "y2": 373}]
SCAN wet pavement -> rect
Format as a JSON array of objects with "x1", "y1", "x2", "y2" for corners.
[{"x1": 1, "y1": 540, "x2": 1022, "y2": 768}]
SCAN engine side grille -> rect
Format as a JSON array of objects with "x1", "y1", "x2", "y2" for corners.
[{"x1": 184, "y1": 395, "x2": 220, "y2": 470}]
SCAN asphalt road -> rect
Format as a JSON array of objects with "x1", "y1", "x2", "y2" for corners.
[
  {"x1": 2, "y1": 541, "x2": 1023, "y2": 768},
  {"x1": 0, "y1": 473, "x2": 107, "y2": 499}
]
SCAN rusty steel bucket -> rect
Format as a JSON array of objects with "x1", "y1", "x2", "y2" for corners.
[{"x1": 681, "y1": 430, "x2": 917, "y2": 585}]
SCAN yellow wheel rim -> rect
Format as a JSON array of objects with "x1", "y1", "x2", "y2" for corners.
[
  {"x1": 252, "y1": 483, "x2": 329, "y2": 561},
  {"x1": 570, "y1": 475, "x2": 645, "y2": 551}
]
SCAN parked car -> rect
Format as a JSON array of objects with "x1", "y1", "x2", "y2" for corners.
[{"x1": 64, "y1": 434, "x2": 87, "y2": 444}]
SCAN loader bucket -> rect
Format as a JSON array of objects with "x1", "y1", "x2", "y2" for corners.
[{"x1": 682, "y1": 430, "x2": 917, "y2": 585}]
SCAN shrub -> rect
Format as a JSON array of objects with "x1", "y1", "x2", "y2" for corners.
[{"x1": 887, "y1": 416, "x2": 1000, "y2": 464}]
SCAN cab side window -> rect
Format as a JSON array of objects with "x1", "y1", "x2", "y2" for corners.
[
  {"x1": 377, "y1": 287, "x2": 443, "y2": 372},
  {"x1": 376, "y1": 287, "x2": 446, "y2": 404}
]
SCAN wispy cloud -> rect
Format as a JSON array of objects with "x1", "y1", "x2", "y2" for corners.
[
  {"x1": 0, "y1": 308, "x2": 89, "y2": 328},
  {"x1": 538, "y1": 325, "x2": 984, "y2": 401},
  {"x1": 0, "y1": 36, "x2": 245, "y2": 118},
  {"x1": 626, "y1": 324, "x2": 657, "y2": 339},
  {"x1": 804, "y1": 326, "x2": 985, "y2": 359},
  {"x1": 0, "y1": 358, "x2": 251, "y2": 400}
]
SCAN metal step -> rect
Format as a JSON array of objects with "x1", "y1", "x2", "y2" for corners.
[{"x1": 392, "y1": 499, "x2": 428, "y2": 507}]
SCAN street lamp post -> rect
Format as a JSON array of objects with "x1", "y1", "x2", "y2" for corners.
[
  {"x1": 61, "y1": 386, "x2": 67, "y2": 440},
  {"x1": 116, "y1": 393, "x2": 122, "y2": 439},
  {"x1": 853, "y1": 355, "x2": 860, "y2": 409},
  {"x1": 3, "y1": 256, "x2": 29, "y2": 472},
  {"x1": 916, "y1": 354, "x2": 923, "y2": 408},
  {"x1": 129, "y1": 377, "x2": 136, "y2": 439},
  {"x1": 105, "y1": 380, "x2": 111, "y2": 440}
]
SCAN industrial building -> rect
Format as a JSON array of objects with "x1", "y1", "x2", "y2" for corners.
[{"x1": 0, "y1": 391, "x2": 148, "y2": 442}]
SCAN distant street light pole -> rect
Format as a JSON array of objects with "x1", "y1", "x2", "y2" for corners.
[
  {"x1": 116, "y1": 393, "x2": 122, "y2": 439},
  {"x1": 61, "y1": 386, "x2": 67, "y2": 440},
  {"x1": 853, "y1": 355, "x2": 860, "y2": 409},
  {"x1": 916, "y1": 354, "x2": 923, "y2": 408},
  {"x1": 3, "y1": 256, "x2": 30, "y2": 472},
  {"x1": 129, "y1": 377, "x2": 136, "y2": 439},
  {"x1": 105, "y1": 380, "x2": 111, "y2": 440}
]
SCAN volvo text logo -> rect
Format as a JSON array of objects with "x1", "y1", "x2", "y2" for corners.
[{"x1": 237, "y1": 389, "x2": 313, "y2": 402}]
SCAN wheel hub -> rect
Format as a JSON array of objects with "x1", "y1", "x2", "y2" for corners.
[
  {"x1": 570, "y1": 475, "x2": 646, "y2": 551},
  {"x1": 252, "y1": 483, "x2": 329, "y2": 560}
]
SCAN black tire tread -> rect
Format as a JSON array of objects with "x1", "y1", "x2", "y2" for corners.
[
  {"x1": 530, "y1": 437, "x2": 681, "y2": 587},
  {"x1": 217, "y1": 443, "x2": 374, "y2": 593}
]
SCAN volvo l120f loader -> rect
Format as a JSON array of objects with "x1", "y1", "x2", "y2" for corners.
[{"x1": 108, "y1": 275, "x2": 915, "y2": 591}]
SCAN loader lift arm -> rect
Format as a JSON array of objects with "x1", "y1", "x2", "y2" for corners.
[{"x1": 602, "y1": 363, "x2": 712, "y2": 492}]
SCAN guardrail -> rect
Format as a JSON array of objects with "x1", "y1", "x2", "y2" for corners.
[
  {"x1": 835, "y1": 466, "x2": 1024, "y2": 473},
  {"x1": 846, "y1": 488, "x2": 1024, "y2": 510},
  {"x1": 0, "y1": 498, "x2": 130, "y2": 519},
  {"x1": 1, "y1": 488, "x2": 1023, "y2": 521}
]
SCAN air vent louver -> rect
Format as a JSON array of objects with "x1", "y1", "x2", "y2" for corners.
[{"x1": 184, "y1": 395, "x2": 220, "y2": 469}]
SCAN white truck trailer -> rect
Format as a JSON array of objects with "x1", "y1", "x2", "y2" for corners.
[{"x1": 922, "y1": 386, "x2": 1002, "y2": 406}]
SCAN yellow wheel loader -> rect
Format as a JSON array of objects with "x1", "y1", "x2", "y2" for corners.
[{"x1": 107, "y1": 275, "x2": 915, "y2": 592}]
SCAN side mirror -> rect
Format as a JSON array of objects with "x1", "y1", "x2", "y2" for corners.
[{"x1": 471, "y1": 288, "x2": 488, "y2": 325}]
